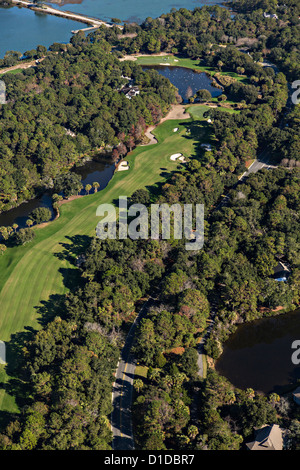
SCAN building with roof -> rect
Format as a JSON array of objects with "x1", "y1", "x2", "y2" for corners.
[
  {"x1": 246, "y1": 424, "x2": 286, "y2": 450},
  {"x1": 293, "y1": 386, "x2": 300, "y2": 406},
  {"x1": 273, "y1": 261, "x2": 291, "y2": 282}
]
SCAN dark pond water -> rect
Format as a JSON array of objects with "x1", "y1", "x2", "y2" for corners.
[
  {"x1": 215, "y1": 309, "x2": 300, "y2": 394},
  {"x1": 143, "y1": 65, "x2": 222, "y2": 102},
  {"x1": 0, "y1": 159, "x2": 115, "y2": 228}
]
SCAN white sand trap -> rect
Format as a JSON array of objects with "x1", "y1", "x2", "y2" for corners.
[
  {"x1": 179, "y1": 156, "x2": 186, "y2": 162},
  {"x1": 170, "y1": 153, "x2": 183, "y2": 161},
  {"x1": 117, "y1": 161, "x2": 129, "y2": 171},
  {"x1": 161, "y1": 62, "x2": 170, "y2": 65},
  {"x1": 207, "y1": 118, "x2": 212, "y2": 123},
  {"x1": 174, "y1": 59, "x2": 179, "y2": 62},
  {"x1": 173, "y1": 127, "x2": 179, "y2": 132}
]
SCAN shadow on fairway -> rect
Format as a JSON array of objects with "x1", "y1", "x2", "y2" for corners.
[
  {"x1": 0, "y1": 327, "x2": 37, "y2": 430},
  {"x1": 54, "y1": 234, "x2": 91, "y2": 263},
  {"x1": 35, "y1": 293, "x2": 66, "y2": 328}
]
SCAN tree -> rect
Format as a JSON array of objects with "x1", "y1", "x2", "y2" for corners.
[
  {"x1": 178, "y1": 289, "x2": 210, "y2": 329},
  {"x1": 29, "y1": 207, "x2": 52, "y2": 225},
  {"x1": 26, "y1": 219, "x2": 34, "y2": 228},
  {"x1": 92, "y1": 182, "x2": 100, "y2": 193},
  {"x1": 0, "y1": 227, "x2": 8, "y2": 240},
  {"x1": 0, "y1": 244, "x2": 7, "y2": 255},
  {"x1": 14, "y1": 228, "x2": 35, "y2": 246},
  {"x1": 85, "y1": 184, "x2": 92, "y2": 195},
  {"x1": 196, "y1": 89, "x2": 212, "y2": 102},
  {"x1": 54, "y1": 173, "x2": 83, "y2": 198},
  {"x1": 133, "y1": 379, "x2": 144, "y2": 393},
  {"x1": 130, "y1": 188, "x2": 150, "y2": 205}
]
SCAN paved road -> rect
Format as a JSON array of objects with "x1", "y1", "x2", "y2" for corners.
[
  {"x1": 110, "y1": 98, "x2": 290, "y2": 447},
  {"x1": 111, "y1": 297, "x2": 155, "y2": 450},
  {"x1": 111, "y1": 150, "x2": 278, "y2": 449}
]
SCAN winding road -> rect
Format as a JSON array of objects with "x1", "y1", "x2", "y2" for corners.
[{"x1": 111, "y1": 297, "x2": 156, "y2": 450}]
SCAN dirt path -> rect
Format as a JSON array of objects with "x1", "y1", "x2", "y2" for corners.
[
  {"x1": 0, "y1": 58, "x2": 45, "y2": 75},
  {"x1": 142, "y1": 104, "x2": 191, "y2": 146},
  {"x1": 119, "y1": 52, "x2": 170, "y2": 62}
]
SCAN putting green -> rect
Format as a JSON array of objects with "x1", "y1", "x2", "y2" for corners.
[{"x1": 0, "y1": 105, "x2": 215, "y2": 415}]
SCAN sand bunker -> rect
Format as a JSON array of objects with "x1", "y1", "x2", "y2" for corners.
[
  {"x1": 170, "y1": 153, "x2": 186, "y2": 163},
  {"x1": 173, "y1": 127, "x2": 179, "y2": 132},
  {"x1": 170, "y1": 153, "x2": 182, "y2": 161},
  {"x1": 117, "y1": 161, "x2": 129, "y2": 171}
]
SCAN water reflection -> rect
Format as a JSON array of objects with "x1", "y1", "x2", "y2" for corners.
[
  {"x1": 143, "y1": 65, "x2": 222, "y2": 102},
  {"x1": 215, "y1": 309, "x2": 300, "y2": 394},
  {"x1": 0, "y1": 159, "x2": 115, "y2": 229}
]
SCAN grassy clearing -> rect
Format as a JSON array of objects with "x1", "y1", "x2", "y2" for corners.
[
  {"x1": 186, "y1": 104, "x2": 240, "y2": 121},
  {"x1": 0, "y1": 68, "x2": 23, "y2": 75},
  {"x1": 135, "y1": 54, "x2": 249, "y2": 83},
  {"x1": 0, "y1": 106, "x2": 216, "y2": 415}
]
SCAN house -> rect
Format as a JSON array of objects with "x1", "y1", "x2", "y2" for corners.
[
  {"x1": 120, "y1": 77, "x2": 140, "y2": 100},
  {"x1": 246, "y1": 424, "x2": 285, "y2": 450},
  {"x1": 263, "y1": 12, "x2": 278, "y2": 19},
  {"x1": 273, "y1": 261, "x2": 291, "y2": 282},
  {"x1": 292, "y1": 386, "x2": 300, "y2": 406},
  {"x1": 122, "y1": 85, "x2": 140, "y2": 100}
]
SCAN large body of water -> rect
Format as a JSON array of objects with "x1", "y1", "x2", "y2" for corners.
[
  {"x1": 51, "y1": 0, "x2": 222, "y2": 25},
  {"x1": 0, "y1": 6, "x2": 85, "y2": 58},
  {"x1": 215, "y1": 309, "x2": 300, "y2": 394},
  {"x1": 0, "y1": 0, "x2": 224, "y2": 58}
]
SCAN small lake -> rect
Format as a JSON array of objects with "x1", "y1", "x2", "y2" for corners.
[
  {"x1": 215, "y1": 309, "x2": 300, "y2": 394},
  {"x1": 143, "y1": 65, "x2": 222, "y2": 102},
  {"x1": 0, "y1": 159, "x2": 115, "y2": 228}
]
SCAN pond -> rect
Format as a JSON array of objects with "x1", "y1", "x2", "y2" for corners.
[
  {"x1": 215, "y1": 309, "x2": 300, "y2": 394},
  {"x1": 143, "y1": 65, "x2": 222, "y2": 102},
  {"x1": 0, "y1": 158, "x2": 115, "y2": 229}
]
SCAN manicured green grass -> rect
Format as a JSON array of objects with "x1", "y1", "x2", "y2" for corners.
[
  {"x1": 135, "y1": 54, "x2": 249, "y2": 84},
  {"x1": 134, "y1": 365, "x2": 148, "y2": 380},
  {"x1": 186, "y1": 104, "x2": 240, "y2": 121},
  {"x1": 0, "y1": 106, "x2": 215, "y2": 415},
  {"x1": 136, "y1": 55, "x2": 210, "y2": 71},
  {"x1": 1, "y1": 69, "x2": 23, "y2": 75}
]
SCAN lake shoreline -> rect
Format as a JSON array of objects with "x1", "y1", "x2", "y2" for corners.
[{"x1": 9, "y1": 0, "x2": 119, "y2": 30}]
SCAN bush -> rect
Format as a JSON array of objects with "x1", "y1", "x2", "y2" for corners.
[
  {"x1": 29, "y1": 207, "x2": 52, "y2": 225},
  {"x1": 14, "y1": 228, "x2": 35, "y2": 246}
]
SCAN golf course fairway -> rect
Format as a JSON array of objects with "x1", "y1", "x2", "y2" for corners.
[{"x1": 0, "y1": 104, "x2": 215, "y2": 415}]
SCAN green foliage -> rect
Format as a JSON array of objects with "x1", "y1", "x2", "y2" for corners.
[
  {"x1": 29, "y1": 207, "x2": 52, "y2": 225},
  {"x1": 14, "y1": 228, "x2": 35, "y2": 246}
]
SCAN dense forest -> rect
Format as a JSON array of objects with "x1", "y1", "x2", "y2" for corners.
[
  {"x1": 0, "y1": 39, "x2": 176, "y2": 213},
  {"x1": 0, "y1": 0, "x2": 299, "y2": 452},
  {"x1": 87, "y1": 0, "x2": 300, "y2": 81}
]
